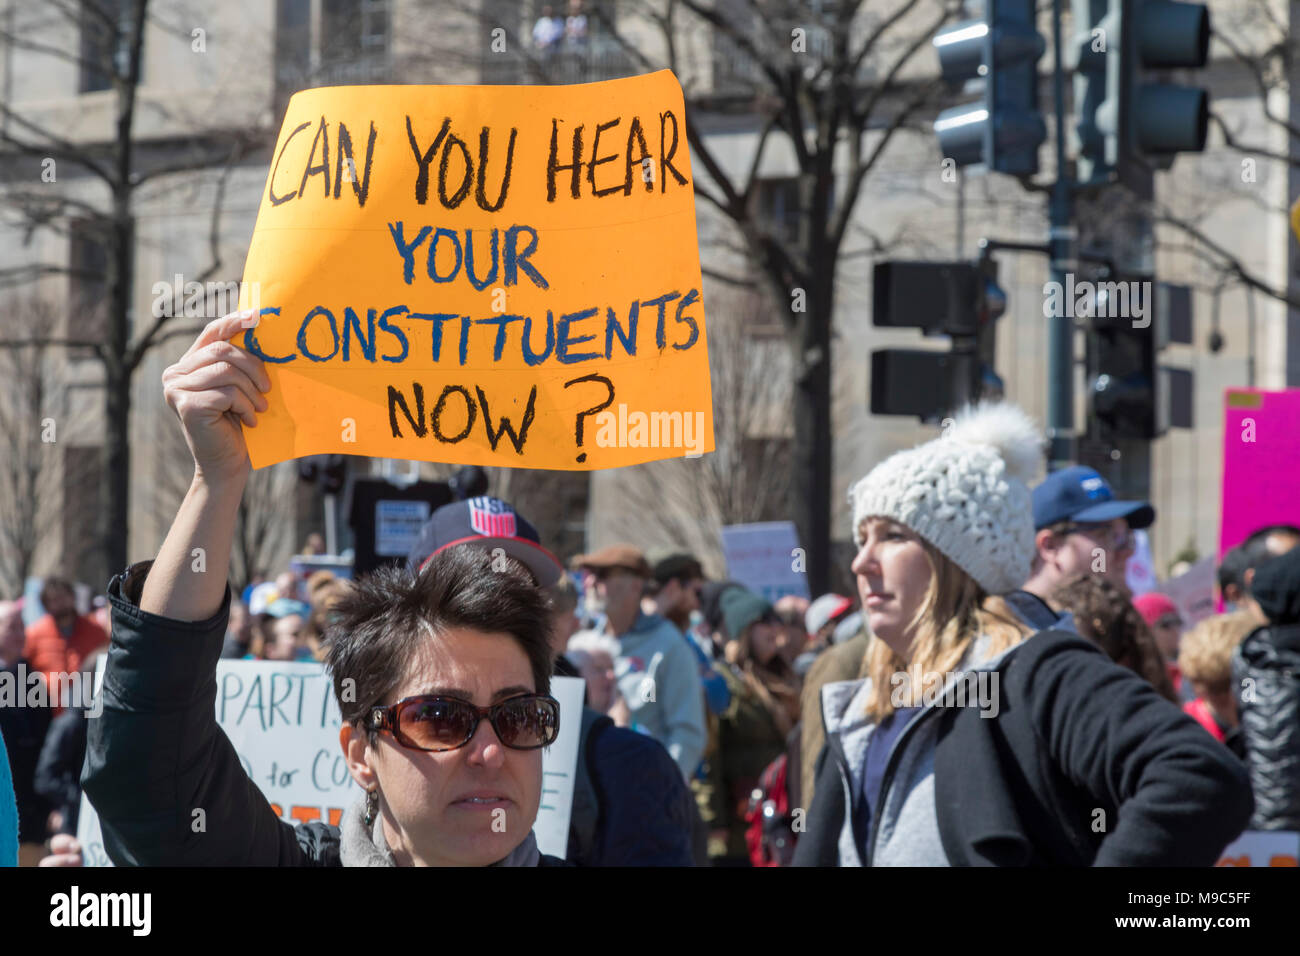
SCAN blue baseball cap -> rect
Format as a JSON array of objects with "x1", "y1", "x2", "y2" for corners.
[{"x1": 1031, "y1": 465, "x2": 1155, "y2": 531}]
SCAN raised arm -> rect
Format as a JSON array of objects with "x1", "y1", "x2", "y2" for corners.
[{"x1": 140, "y1": 311, "x2": 269, "y2": 620}]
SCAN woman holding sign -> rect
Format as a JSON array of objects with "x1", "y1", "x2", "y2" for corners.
[{"x1": 80, "y1": 312, "x2": 566, "y2": 866}]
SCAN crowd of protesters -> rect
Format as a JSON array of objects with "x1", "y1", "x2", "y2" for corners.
[{"x1": 3, "y1": 314, "x2": 1300, "y2": 867}]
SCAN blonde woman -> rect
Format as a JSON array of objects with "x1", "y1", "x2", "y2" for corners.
[
  {"x1": 1179, "y1": 612, "x2": 1256, "y2": 753},
  {"x1": 794, "y1": 402, "x2": 1253, "y2": 866}
]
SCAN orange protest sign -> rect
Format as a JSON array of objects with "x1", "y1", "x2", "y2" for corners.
[{"x1": 235, "y1": 70, "x2": 712, "y2": 470}]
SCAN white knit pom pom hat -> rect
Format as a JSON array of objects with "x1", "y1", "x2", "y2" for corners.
[{"x1": 848, "y1": 401, "x2": 1044, "y2": 595}]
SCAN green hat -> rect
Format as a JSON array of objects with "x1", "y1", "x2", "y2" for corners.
[{"x1": 719, "y1": 587, "x2": 774, "y2": 642}]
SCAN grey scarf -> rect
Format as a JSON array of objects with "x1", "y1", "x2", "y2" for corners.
[{"x1": 338, "y1": 793, "x2": 542, "y2": 867}]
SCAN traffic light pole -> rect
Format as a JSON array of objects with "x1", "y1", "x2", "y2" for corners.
[{"x1": 1046, "y1": 0, "x2": 1077, "y2": 472}]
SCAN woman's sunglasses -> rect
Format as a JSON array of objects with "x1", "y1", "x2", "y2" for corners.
[{"x1": 367, "y1": 694, "x2": 560, "y2": 752}]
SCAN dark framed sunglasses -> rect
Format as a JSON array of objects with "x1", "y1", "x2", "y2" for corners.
[{"x1": 367, "y1": 694, "x2": 560, "y2": 753}]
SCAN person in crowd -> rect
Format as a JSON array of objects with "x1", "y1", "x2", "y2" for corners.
[
  {"x1": 645, "y1": 552, "x2": 704, "y2": 631},
  {"x1": 1233, "y1": 543, "x2": 1300, "y2": 831},
  {"x1": 574, "y1": 544, "x2": 706, "y2": 782},
  {"x1": 1, "y1": 726, "x2": 17, "y2": 867},
  {"x1": 274, "y1": 569, "x2": 300, "y2": 603},
  {"x1": 262, "y1": 598, "x2": 313, "y2": 662},
  {"x1": 34, "y1": 652, "x2": 102, "y2": 837},
  {"x1": 532, "y1": 3, "x2": 564, "y2": 50},
  {"x1": 0, "y1": 599, "x2": 52, "y2": 863},
  {"x1": 547, "y1": 573, "x2": 582, "y2": 673},
  {"x1": 1132, "y1": 592, "x2": 1190, "y2": 701},
  {"x1": 1021, "y1": 465, "x2": 1155, "y2": 598},
  {"x1": 804, "y1": 593, "x2": 853, "y2": 652},
  {"x1": 220, "y1": 598, "x2": 252, "y2": 659},
  {"x1": 646, "y1": 552, "x2": 731, "y2": 718},
  {"x1": 24, "y1": 577, "x2": 108, "y2": 716},
  {"x1": 1179, "y1": 612, "x2": 1255, "y2": 757},
  {"x1": 300, "y1": 532, "x2": 326, "y2": 555},
  {"x1": 404, "y1": 493, "x2": 696, "y2": 866},
  {"x1": 798, "y1": 606, "x2": 870, "y2": 811},
  {"x1": 1051, "y1": 576, "x2": 1177, "y2": 703},
  {"x1": 565, "y1": 630, "x2": 621, "y2": 713},
  {"x1": 1217, "y1": 546, "x2": 1249, "y2": 611},
  {"x1": 81, "y1": 313, "x2": 567, "y2": 867},
  {"x1": 702, "y1": 586, "x2": 801, "y2": 865},
  {"x1": 563, "y1": 0, "x2": 588, "y2": 49},
  {"x1": 794, "y1": 401, "x2": 1252, "y2": 866},
  {"x1": 773, "y1": 595, "x2": 810, "y2": 667}
]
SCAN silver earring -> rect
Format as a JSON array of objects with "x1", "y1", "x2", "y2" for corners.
[{"x1": 364, "y1": 788, "x2": 378, "y2": 827}]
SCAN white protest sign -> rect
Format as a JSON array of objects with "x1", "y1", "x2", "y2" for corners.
[
  {"x1": 78, "y1": 662, "x2": 583, "y2": 864},
  {"x1": 1157, "y1": 555, "x2": 1216, "y2": 628},
  {"x1": 1125, "y1": 529, "x2": 1157, "y2": 596},
  {"x1": 720, "y1": 521, "x2": 810, "y2": 603},
  {"x1": 1215, "y1": 830, "x2": 1300, "y2": 867}
]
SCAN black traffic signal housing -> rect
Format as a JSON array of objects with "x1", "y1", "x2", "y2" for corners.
[
  {"x1": 870, "y1": 259, "x2": 1006, "y2": 421},
  {"x1": 933, "y1": 0, "x2": 1046, "y2": 177},
  {"x1": 1072, "y1": 0, "x2": 1210, "y2": 184},
  {"x1": 1086, "y1": 278, "x2": 1195, "y2": 440}
]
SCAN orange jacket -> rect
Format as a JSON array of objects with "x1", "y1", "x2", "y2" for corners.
[{"x1": 23, "y1": 614, "x2": 108, "y2": 714}]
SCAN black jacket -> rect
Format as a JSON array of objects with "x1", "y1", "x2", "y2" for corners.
[
  {"x1": 1233, "y1": 622, "x2": 1300, "y2": 830},
  {"x1": 793, "y1": 629, "x2": 1254, "y2": 866},
  {"x1": 33, "y1": 702, "x2": 88, "y2": 835}
]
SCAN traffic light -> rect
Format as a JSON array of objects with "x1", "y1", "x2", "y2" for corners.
[
  {"x1": 933, "y1": 0, "x2": 1046, "y2": 177},
  {"x1": 870, "y1": 259, "x2": 1006, "y2": 420},
  {"x1": 1086, "y1": 277, "x2": 1194, "y2": 439},
  {"x1": 1072, "y1": 0, "x2": 1210, "y2": 183}
]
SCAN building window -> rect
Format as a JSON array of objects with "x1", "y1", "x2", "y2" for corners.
[
  {"x1": 275, "y1": 0, "x2": 391, "y2": 116},
  {"x1": 67, "y1": 218, "x2": 132, "y2": 361},
  {"x1": 751, "y1": 177, "x2": 801, "y2": 247},
  {"x1": 482, "y1": 0, "x2": 634, "y2": 84},
  {"x1": 79, "y1": 0, "x2": 138, "y2": 94}
]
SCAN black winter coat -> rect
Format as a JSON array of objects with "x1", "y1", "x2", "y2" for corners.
[
  {"x1": 33, "y1": 703, "x2": 88, "y2": 835},
  {"x1": 1233, "y1": 622, "x2": 1300, "y2": 830},
  {"x1": 794, "y1": 629, "x2": 1254, "y2": 866}
]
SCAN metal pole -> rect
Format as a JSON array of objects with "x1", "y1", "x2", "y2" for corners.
[
  {"x1": 324, "y1": 493, "x2": 337, "y2": 555},
  {"x1": 1047, "y1": 0, "x2": 1076, "y2": 471}
]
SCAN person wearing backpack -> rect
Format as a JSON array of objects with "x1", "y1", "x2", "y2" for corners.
[{"x1": 795, "y1": 401, "x2": 1253, "y2": 867}]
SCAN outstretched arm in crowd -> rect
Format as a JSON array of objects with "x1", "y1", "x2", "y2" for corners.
[{"x1": 81, "y1": 313, "x2": 316, "y2": 866}]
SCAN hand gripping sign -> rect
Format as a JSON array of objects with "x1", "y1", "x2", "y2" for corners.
[{"x1": 235, "y1": 70, "x2": 713, "y2": 470}]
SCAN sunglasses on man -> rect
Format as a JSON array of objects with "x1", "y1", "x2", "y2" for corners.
[
  {"x1": 368, "y1": 694, "x2": 560, "y2": 752},
  {"x1": 1056, "y1": 521, "x2": 1134, "y2": 553}
]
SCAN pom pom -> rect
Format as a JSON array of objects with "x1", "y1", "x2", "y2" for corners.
[{"x1": 944, "y1": 401, "x2": 1043, "y2": 486}]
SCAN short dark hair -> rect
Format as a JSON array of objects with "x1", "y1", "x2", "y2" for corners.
[
  {"x1": 325, "y1": 546, "x2": 553, "y2": 745},
  {"x1": 1242, "y1": 524, "x2": 1300, "y2": 572},
  {"x1": 1217, "y1": 547, "x2": 1248, "y2": 594},
  {"x1": 39, "y1": 576, "x2": 74, "y2": 608}
]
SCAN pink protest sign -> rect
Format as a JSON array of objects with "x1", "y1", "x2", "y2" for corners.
[{"x1": 1219, "y1": 388, "x2": 1300, "y2": 558}]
